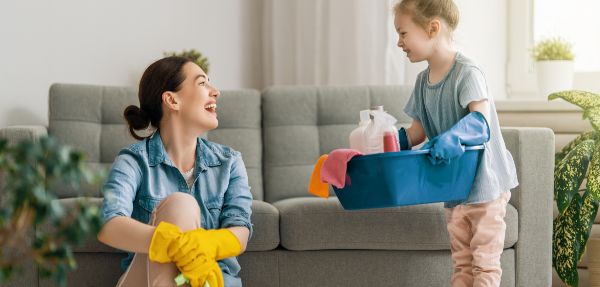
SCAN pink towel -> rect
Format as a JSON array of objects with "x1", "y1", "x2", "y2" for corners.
[{"x1": 320, "y1": 149, "x2": 363, "y2": 189}]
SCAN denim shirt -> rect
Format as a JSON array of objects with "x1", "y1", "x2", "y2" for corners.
[{"x1": 100, "y1": 131, "x2": 253, "y2": 286}]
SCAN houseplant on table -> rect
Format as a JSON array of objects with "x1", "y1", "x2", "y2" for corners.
[
  {"x1": 533, "y1": 38, "x2": 575, "y2": 99},
  {"x1": 551, "y1": 90, "x2": 600, "y2": 286},
  {"x1": 0, "y1": 137, "x2": 102, "y2": 286}
]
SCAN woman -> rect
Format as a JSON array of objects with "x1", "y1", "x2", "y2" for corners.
[{"x1": 98, "y1": 56, "x2": 253, "y2": 287}]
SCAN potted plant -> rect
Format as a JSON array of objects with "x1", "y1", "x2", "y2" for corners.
[
  {"x1": 0, "y1": 137, "x2": 102, "y2": 286},
  {"x1": 550, "y1": 90, "x2": 600, "y2": 286},
  {"x1": 533, "y1": 38, "x2": 575, "y2": 98},
  {"x1": 164, "y1": 49, "x2": 210, "y2": 74}
]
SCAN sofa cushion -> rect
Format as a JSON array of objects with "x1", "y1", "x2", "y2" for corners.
[
  {"x1": 47, "y1": 198, "x2": 279, "y2": 253},
  {"x1": 262, "y1": 86, "x2": 414, "y2": 203},
  {"x1": 44, "y1": 198, "x2": 121, "y2": 253},
  {"x1": 258, "y1": 249, "x2": 515, "y2": 287},
  {"x1": 52, "y1": 162, "x2": 110, "y2": 199},
  {"x1": 245, "y1": 200, "x2": 280, "y2": 251},
  {"x1": 275, "y1": 197, "x2": 518, "y2": 251},
  {"x1": 49, "y1": 84, "x2": 264, "y2": 200}
]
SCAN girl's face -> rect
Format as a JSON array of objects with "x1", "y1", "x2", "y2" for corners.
[
  {"x1": 394, "y1": 12, "x2": 434, "y2": 63},
  {"x1": 173, "y1": 62, "x2": 220, "y2": 132}
]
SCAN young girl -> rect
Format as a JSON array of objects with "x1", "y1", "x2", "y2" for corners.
[
  {"x1": 393, "y1": 0, "x2": 518, "y2": 286},
  {"x1": 97, "y1": 56, "x2": 253, "y2": 287}
]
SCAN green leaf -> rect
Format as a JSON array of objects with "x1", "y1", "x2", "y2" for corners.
[
  {"x1": 39, "y1": 267, "x2": 52, "y2": 278},
  {"x1": 577, "y1": 192, "x2": 599, "y2": 262},
  {"x1": 163, "y1": 49, "x2": 210, "y2": 74},
  {"x1": 555, "y1": 140, "x2": 595, "y2": 214},
  {"x1": 556, "y1": 131, "x2": 596, "y2": 167},
  {"x1": 588, "y1": 138, "x2": 600, "y2": 201},
  {"x1": 0, "y1": 266, "x2": 13, "y2": 282},
  {"x1": 49, "y1": 200, "x2": 65, "y2": 220},
  {"x1": 549, "y1": 90, "x2": 600, "y2": 131},
  {"x1": 0, "y1": 135, "x2": 101, "y2": 284},
  {"x1": 532, "y1": 37, "x2": 574, "y2": 61},
  {"x1": 554, "y1": 193, "x2": 582, "y2": 287}
]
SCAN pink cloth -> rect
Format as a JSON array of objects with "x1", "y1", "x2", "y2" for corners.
[
  {"x1": 444, "y1": 191, "x2": 511, "y2": 287},
  {"x1": 320, "y1": 149, "x2": 362, "y2": 189}
]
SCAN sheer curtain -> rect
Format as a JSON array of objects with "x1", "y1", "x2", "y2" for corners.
[{"x1": 262, "y1": 0, "x2": 406, "y2": 86}]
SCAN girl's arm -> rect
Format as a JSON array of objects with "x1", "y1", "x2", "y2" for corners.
[
  {"x1": 406, "y1": 119, "x2": 427, "y2": 147},
  {"x1": 98, "y1": 216, "x2": 155, "y2": 253},
  {"x1": 468, "y1": 99, "x2": 491, "y2": 122}
]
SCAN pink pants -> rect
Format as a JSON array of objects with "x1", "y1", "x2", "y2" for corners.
[
  {"x1": 444, "y1": 192, "x2": 511, "y2": 287},
  {"x1": 116, "y1": 192, "x2": 200, "y2": 287}
]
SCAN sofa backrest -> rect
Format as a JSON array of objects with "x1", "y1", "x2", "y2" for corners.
[
  {"x1": 261, "y1": 86, "x2": 413, "y2": 203},
  {"x1": 48, "y1": 83, "x2": 263, "y2": 200}
]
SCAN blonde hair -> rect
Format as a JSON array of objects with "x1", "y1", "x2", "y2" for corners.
[{"x1": 394, "y1": 0, "x2": 459, "y2": 32}]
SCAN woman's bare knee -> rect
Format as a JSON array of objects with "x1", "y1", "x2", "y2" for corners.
[{"x1": 153, "y1": 192, "x2": 201, "y2": 231}]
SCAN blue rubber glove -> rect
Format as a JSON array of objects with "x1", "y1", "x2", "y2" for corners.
[{"x1": 421, "y1": 111, "x2": 490, "y2": 165}]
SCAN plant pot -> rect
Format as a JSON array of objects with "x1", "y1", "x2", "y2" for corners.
[{"x1": 536, "y1": 60, "x2": 574, "y2": 99}]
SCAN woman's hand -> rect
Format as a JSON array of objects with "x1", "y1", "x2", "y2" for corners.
[
  {"x1": 147, "y1": 222, "x2": 243, "y2": 287},
  {"x1": 166, "y1": 226, "x2": 242, "y2": 287}
]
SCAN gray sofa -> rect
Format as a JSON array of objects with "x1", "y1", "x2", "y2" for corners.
[{"x1": 0, "y1": 84, "x2": 554, "y2": 287}]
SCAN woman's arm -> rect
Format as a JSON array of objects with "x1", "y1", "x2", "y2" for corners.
[
  {"x1": 220, "y1": 153, "x2": 253, "y2": 254},
  {"x1": 406, "y1": 119, "x2": 427, "y2": 147},
  {"x1": 227, "y1": 226, "x2": 250, "y2": 252},
  {"x1": 98, "y1": 216, "x2": 155, "y2": 254},
  {"x1": 98, "y1": 150, "x2": 146, "y2": 253},
  {"x1": 99, "y1": 216, "x2": 250, "y2": 255}
]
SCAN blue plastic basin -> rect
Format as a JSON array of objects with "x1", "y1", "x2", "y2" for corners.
[{"x1": 333, "y1": 145, "x2": 484, "y2": 210}]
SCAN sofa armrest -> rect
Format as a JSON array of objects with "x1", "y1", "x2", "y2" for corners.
[
  {"x1": 501, "y1": 127, "x2": 554, "y2": 287},
  {"x1": 0, "y1": 125, "x2": 48, "y2": 145}
]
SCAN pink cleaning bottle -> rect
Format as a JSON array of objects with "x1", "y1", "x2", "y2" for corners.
[{"x1": 383, "y1": 129, "x2": 399, "y2": 152}]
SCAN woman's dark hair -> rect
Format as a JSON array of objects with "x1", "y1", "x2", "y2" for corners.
[{"x1": 124, "y1": 56, "x2": 192, "y2": 140}]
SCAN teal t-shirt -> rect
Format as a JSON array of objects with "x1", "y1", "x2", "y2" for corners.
[{"x1": 404, "y1": 52, "x2": 518, "y2": 208}]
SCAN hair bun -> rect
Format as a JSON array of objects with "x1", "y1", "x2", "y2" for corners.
[{"x1": 124, "y1": 105, "x2": 150, "y2": 139}]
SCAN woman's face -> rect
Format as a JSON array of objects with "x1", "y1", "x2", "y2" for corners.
[{"x1": 174, "y1": 62, "x2": 221, "y2": 132}]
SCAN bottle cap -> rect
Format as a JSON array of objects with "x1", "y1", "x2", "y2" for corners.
[{"x1": 359, "y1": 110, "x2": 370, "y2": 123}]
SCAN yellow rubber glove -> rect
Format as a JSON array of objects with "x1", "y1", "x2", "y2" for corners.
[
  {"x1": 168, "y1": 228, "x2": 242, "y2": 287},
  {"x1": 148, "y1": 221, "x2": 183, "y2": 263},
  {"x1": 169, "y1": 228, "x2": 242, "y2": 263}
]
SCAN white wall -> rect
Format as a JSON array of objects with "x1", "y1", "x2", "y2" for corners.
[
  {"x1": 0, "y1": 0, "x2": 508, "y2": 128},
  {"x1": 403, "y1": 0, "x2": 507, "y2": 101},
  {"x1": 0, "y1": 0, "x2": 263, "y2": 128}
]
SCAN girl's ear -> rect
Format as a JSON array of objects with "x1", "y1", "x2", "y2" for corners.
[
  {"x1": 162, "y1": 91, "x2": 181, "y2": 111},
  {"x1": 428, "y1": 19, "x2": 441, "y2": 38}
]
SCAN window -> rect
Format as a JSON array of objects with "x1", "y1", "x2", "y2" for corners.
[
  {"x1": 534, "y1": 0, "x2": 600, "y2": 72},
  {"x1": 507, "y1": 0, "x2": 600, "y2": 98}
]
